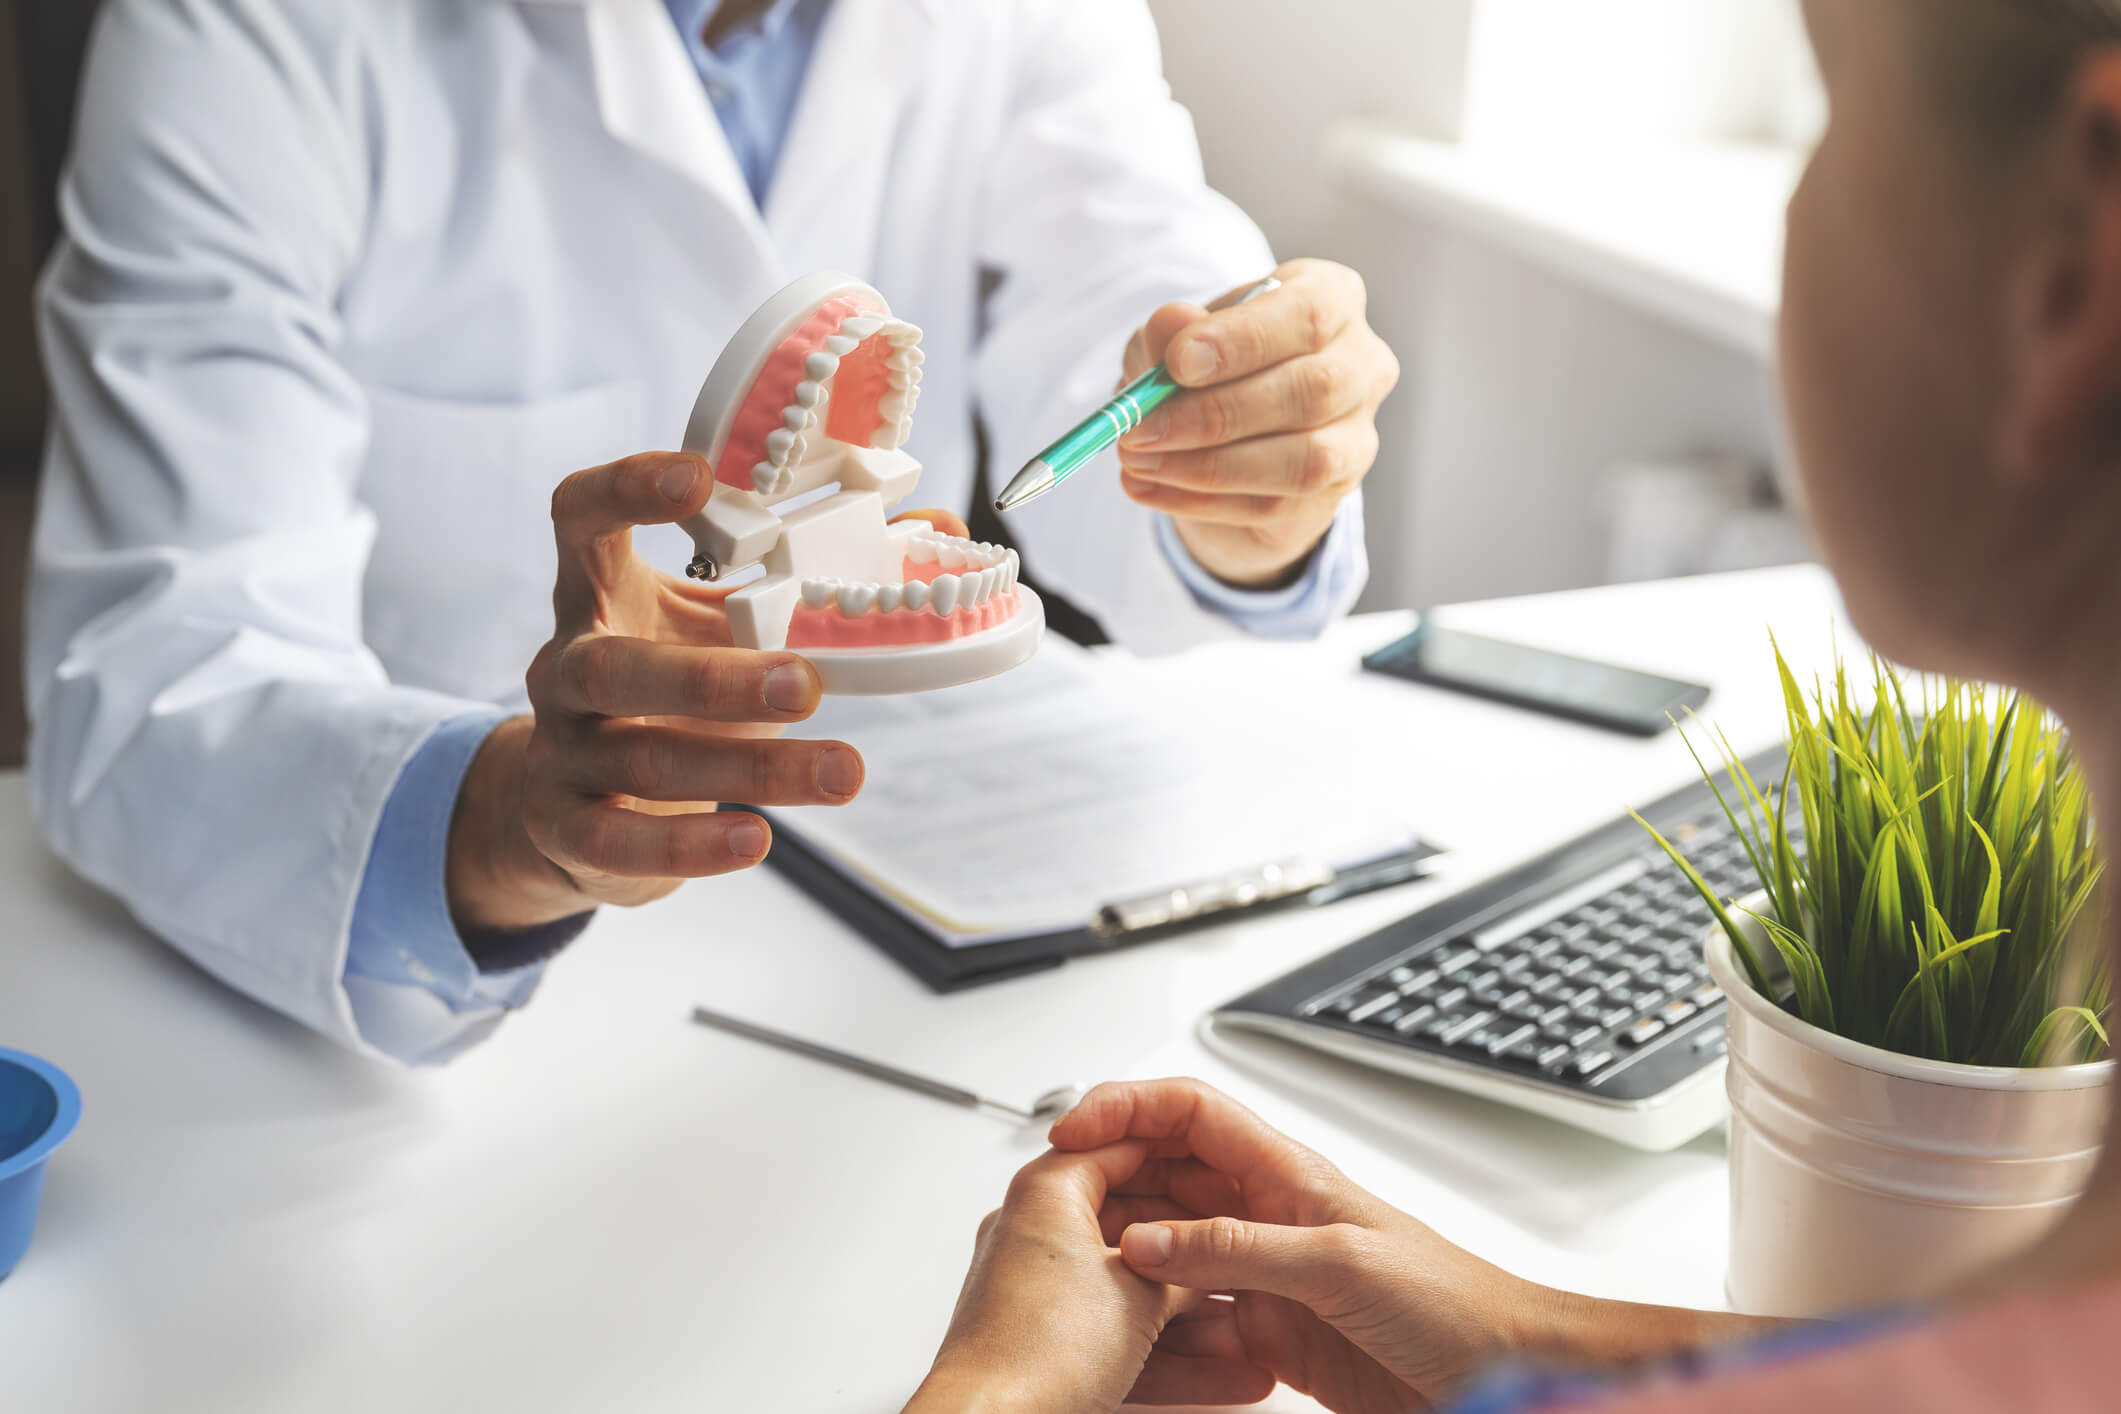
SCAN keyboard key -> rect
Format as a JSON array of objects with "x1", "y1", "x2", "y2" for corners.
[
  {"x1": 1570, "y1": 1049, "x2": 1617, "y2": 1078},
  {"x1": 1465, "y1": 968, "x2": 1503, "y2": 992},
  {"x1": 1361, "y1": 1004, "x2": 1408, "y2": 1030},
  {"x1": 1525, "y1": 935, "x2": 1564, "y2": 960},
  {"x1": 1479, "y1": 1023, "x2": 1538, "y2": 1057},
  {"x1": 1556, "y1": 955, "x2": 1593, "y2": 979},
  {"x1": 1565, "y1": 986, "x2": 1603, "y2": 1010},
  {"x1": 1469, "y1": 982, "x2": 1508, "y2": 1006},
  {"x1": 1433, "y1": 985, "x2": 1469, "y2": 1011},
  {"x1": 1498, "y1": 991, "x2": 1541, "y2": 1019},
  {"x1": 1437, "y1": 1010, "x2": 1497, "y2": 1045},
  {"x1": 1586, "y1": 940, "x2": 1627, "y2": 963},
  {"x1": 1499, "y1": 1038, "x2": 1549, "y2": 1068},
  {"x1": 1564, "y1": 1023, "x2": 1605, "y2": 1049},
  {"x1": 1416, "y1": 1010, "x2": 1473, "y2": 1042},
  {"x1": 1596, "y1": 1005, "x2": 1633, "y2": 1029},
  {"x1": 1397, "y1": 968, "x2": 1441, "y2": 995},
  {"x1": 1535, "y1": 1042, "x2": 1573, "y2": 1069},
  {"x1": 1496, "y1": 952, "x2": 1535, "y2": 978},
  {"x1": 1437, "y1": 946, "x2": 1481, "y2": 975},
  {"x1": 1586, "y1": 968, "x2": 1630, "y2": 992},
  {"x1": 1528, "y1": 975, "x2": 1573, "y2": 1001},
  {"x1": 1620, "y1": 1017, "x2": 1667, "y2": 1047},
  {"x1": 1658, "y1": 1000, "x2": 1701, "y2": 1028},
  {"x1": 1347, "y1": 990, "x2": 1402, "y2": 1023},
  {"x1": 1688, "y1": 983, "x2": 1722, "y2": 1009},
  {"x1": 1534, "y1": 1004, "x2": 1572, "y2": 1029},
  {"x1": 1467, "y1": 1021, "x2": 1535, "y2": 1055},
  {"x1": 1387, "y1": 964, "x2": 1420, "y2": 986},
  {"x1": 1391, "y1": 1004, "x2": 1439, "y2": 1034}
]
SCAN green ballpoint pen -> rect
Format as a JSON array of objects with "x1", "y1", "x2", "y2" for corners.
[{"x1": 992, "y1": 274, "x2": 1283, "y2": 513}]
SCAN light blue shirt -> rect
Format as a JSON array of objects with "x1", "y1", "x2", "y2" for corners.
[{"x1": 343, "y1": 0, "x2": 1369, "y2": 1063}]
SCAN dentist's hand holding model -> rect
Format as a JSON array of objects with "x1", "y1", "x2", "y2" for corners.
[{"x1": 26, "y1": 0, "x2": 1394, "y2": 1062}]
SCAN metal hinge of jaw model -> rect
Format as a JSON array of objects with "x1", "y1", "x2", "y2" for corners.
[{"x1": 675, "y1": 272, "x2": 1044, "y2": 696}]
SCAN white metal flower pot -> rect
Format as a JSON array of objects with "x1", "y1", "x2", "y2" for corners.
[{"x1": 1707, "y1": 913, "x2": 2110, "y2": 1317}]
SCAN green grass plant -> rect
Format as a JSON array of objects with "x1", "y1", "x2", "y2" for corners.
[{"x1": 1635, "y1": 641, "x2": 2109, "y2": 1067}]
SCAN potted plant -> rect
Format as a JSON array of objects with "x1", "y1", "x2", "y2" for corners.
[{"x1": 1639, "y1": 645, "x2": 2110, "y2": 1319}]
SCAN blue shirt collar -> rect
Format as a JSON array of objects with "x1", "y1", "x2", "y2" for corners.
[{"x1": 666, "y1": 0, "x2": 806, "y2": 53}]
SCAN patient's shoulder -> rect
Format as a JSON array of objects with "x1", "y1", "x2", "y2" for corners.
[{"x1": 1602, "y1": 1278, "x2": 2121, "y2": 1414}]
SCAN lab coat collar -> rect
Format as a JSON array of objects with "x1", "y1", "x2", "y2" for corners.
[
  {"x1": 517, "y1": 0, "x2": 938, "y2": 265},
  {"x1": 764, "y1": 0, "x2": 938, "y2": 248}
]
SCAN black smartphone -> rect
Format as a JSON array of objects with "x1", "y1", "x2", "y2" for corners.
[{"x1": 1361, "y1": 624, "x2": 1711, "y2": 737}]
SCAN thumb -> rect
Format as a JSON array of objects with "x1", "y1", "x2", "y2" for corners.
[{"x1": 1120, "y1": 1217, "x2": 1358, "y2": 1307}]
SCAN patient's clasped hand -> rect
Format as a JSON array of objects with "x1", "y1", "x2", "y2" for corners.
[{"x1": 905, "y1": 1080, "x2": 1766, "y2": 1412}]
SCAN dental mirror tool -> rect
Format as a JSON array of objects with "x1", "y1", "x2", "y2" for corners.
[
  {"x1": 993, "y1": 274, "x2": 1282, "y2": 514},
  {"x1": 689, "y1": 1005, "x2": 1086, "y2": 1125}
]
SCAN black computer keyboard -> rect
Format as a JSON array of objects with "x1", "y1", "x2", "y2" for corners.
[{"x1": 1211, "y1": 748, "x2": 1795, "y2": 1151}]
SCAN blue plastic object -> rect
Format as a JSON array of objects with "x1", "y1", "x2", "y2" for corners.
[{"x1": 0, "y1": 1048, "x2": 81, "y2": 1281}]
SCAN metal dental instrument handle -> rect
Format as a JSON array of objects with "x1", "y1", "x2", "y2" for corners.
[{"x1": 689, "y1": 1005, "x2": 1086, "y2": 1124}]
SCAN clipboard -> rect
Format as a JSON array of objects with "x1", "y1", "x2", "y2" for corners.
[{"x1": 748, "y1": 804, "x2": 1442, "y2": 992}]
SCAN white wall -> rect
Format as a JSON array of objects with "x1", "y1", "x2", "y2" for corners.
[
  {"x1": 1146, "y1": 0, "x2": 1474, "y2": 258},
  {"x1": 1147, "y1": 0, "x2": 1809, "y2": 611}
]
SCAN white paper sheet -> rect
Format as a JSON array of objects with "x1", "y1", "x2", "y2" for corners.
[{"x1": 779, "y1": 640, "x2": 1425, "y2": 945}]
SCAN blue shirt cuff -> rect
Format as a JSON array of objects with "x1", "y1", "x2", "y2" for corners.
[
  {"x1": 347, "y1": 709, "x2": 574, "y2": 1063},
  {"x1": 1152, "y1": 492, "x2": 1369, "y2": 639}
]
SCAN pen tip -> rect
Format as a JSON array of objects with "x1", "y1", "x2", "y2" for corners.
[{"x1": 992, "y1": 498, "x2": 1007, "y2": 513}]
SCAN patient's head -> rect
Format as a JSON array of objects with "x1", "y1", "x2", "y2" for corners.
[{"x1": 1784, "y1": 0, "x2": 2121, "y2": 711}]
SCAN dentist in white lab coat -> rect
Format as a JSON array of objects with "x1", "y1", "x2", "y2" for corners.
[{"x1": 26, "y1": 0, "x2": 1399, "y2": 1063}]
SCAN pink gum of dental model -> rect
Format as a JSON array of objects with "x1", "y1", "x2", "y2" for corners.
[{"x1": 676, "y1": 271, "x2": 1045, "y2": 695}]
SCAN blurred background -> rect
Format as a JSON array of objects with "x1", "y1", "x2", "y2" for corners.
[{"x1": 0, "y1": 0, "x2": 1822, "y2": 768}]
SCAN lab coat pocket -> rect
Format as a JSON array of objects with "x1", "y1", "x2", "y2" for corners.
[{"x1": 359, "y1": 381, "x2": 645, "y2": 705}]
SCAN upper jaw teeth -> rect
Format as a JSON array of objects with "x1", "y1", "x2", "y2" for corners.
[
  {"x1": 763, "y1": 312, "x2": 928, "y2": 479},
  {"x1": 905, "y1": 532, "x2": 1009, "y2": 572},
  {"x1": 798, "y1": 545, "x2": 1020, "y2": 619}
]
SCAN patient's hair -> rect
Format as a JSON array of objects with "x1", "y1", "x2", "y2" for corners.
[{"x1": 1920, "y1": 0, "x2": 2121, "y2": 144}]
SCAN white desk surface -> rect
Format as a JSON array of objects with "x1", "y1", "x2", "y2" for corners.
[
  {"x1": 1327, "y1": 120, "x2": 1801, "y2": 362},
  {"x1": 0, "y1": 566, "x2": 1846, "y2": 1413}
]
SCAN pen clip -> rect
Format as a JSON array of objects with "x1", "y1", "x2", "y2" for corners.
[{"x1": 1092, "y1": 856, "x2": 1334, "y2": 939}]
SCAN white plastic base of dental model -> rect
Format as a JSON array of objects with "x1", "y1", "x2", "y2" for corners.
[{"x1": 800, "y1": 586, "x2": 1046, "y2": 696}]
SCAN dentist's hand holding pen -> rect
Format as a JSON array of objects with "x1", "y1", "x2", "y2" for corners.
[{"x1": 1117, "y1": 259, "x2": 1400, "y2": 591}]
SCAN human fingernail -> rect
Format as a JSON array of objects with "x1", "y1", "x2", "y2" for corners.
[
  {"x1": 1172, "y1": 341, "x2": 1219, "y2": 384},
  {"x1": 660, "y1": 460, "x2": 701, "y2": 503},
  {"x1": 1123, "y1": 452, "x2": 1163, "y2": 474},
  {"x1": 1129, "y1": 413, "x2": 1169, "y2": 447},
  {"x1": 817, "y1": 746, "x2": 862, "y2": 798},
  {"x1": 1122, "y1": 1224, "x2": 1174, "y2": 1266},
  {"x1": 727, "y1": 819, "x2": 768, "y2": 858},
  {"x1": 765, "y1": 663, "x2": 814, "y2": 712}
]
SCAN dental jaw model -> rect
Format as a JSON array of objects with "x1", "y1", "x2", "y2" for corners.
[{"x1": 677, "y1": 274, "x2": 1044, "y2": 695}]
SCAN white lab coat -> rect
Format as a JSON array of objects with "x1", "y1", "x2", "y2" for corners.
[{"x1": 25, "y1": 0, "x2": 1280, "y2": 1054}]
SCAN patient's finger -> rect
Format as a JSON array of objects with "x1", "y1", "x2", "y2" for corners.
[
  {"x1": 1152, "y1": 1302, "x2": 1251, "y2": 1363},
  {"x1": 1111, "y1": 1157, "x2": 1245, "y2": 1219},
  {"x1": 1052, "y1": 1079, "x2": 1345, "y2": 1218},
  {"x1": 1097, "y1": 1195, "x2": 1193, "y2": 1247},
  {"x1": 1124, "y1": 1352, "x2": 1276, "y2": 1407}
]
